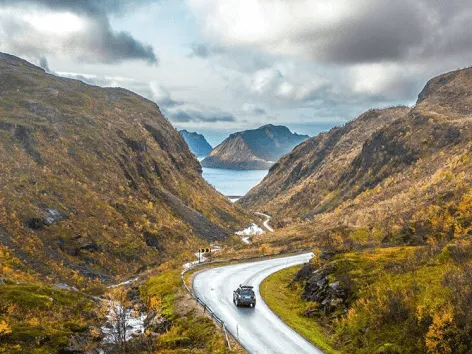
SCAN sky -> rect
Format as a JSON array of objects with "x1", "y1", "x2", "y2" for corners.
[{"x1": 0, "y1": 0, "x2": 471, "y2": 146}]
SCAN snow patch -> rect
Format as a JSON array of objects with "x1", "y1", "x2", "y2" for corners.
[
  {"x1": 108, "y1": 277, "x2": 139, "y2": 289},
  {"x1": 235, "y1": 223, "x2": 265, "y2": 236}
]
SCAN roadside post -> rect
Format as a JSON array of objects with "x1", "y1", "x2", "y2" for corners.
[{"x1": 198, "y1": 247, "x2": 211, "y2": 263}]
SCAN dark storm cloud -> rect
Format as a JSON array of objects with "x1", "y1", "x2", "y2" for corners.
[
  {"x1": 193, "y1": 0, "x2": 472, "y2": 65},
  {"x1": 314, "y1": 1, "x2": 425, "y2": 63},
  {"x1": 0, "y1": 0, "x2": 157, "y2": 64},
  {"x1": 307, "y1": 0, "x2": 472, "y2": 63},
  {"x1": 171, "y1": 110, "x2": 236, "y2": 123}
]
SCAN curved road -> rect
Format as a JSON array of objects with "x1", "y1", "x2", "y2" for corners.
[
  {"x1": 193, "y1": 253, "x2": 322, "y2": 354},
  {"x1": 255, "y1": 212, "x2": 274, "y2": 232}
]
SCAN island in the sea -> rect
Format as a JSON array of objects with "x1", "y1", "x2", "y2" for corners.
[{"x1": 201, "y1": 124, "x2": 309, "y2": 170}]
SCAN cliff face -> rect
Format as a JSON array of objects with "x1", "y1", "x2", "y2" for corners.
[
  {"x1": 179, "y1": 129, "x2": 213, "y2": 157},
  {"x1": 0, "y1": 53, "x2": 249, "y2": 284},
  {"x1": 241, "y1": 68, "x2": 472, "y2": 236},
  {"x1": 201, "y1": 124, "x2": 309, "y2": 170}
]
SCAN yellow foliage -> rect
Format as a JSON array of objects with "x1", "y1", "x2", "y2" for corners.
[
  {"x1": 310, "y1": 248, "x2": 323, "y2": 268},
  {"x1": 425, "y1": 307, "x2": 454, "y2": 354},
  {"x1": 149, "y1": 296, "x2": 162, "y2": 312},
  {"x1": 0, "y1": 320, "x2": 12, "y2": 336},
  {"x1": 27, "y1": 317, "x2": 40, "y2": 326}
]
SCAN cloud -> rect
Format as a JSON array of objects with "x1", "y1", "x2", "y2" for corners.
[
  {"x1": 347, "y1": 63, "x2": 422, "y2": 99},
  {"x1": 170, "y1": 110, "x2": 236, "y2": 123},
  {"x1": 0, "y1": 0, "x2": 152, "y2": 17},
  {"x1": 188, "y1": 43, "x2": 225, "y2": 58},
  {"x1": 246, "y1": 67, "x2": 329, "y2": 102},
  {"x1": 149, "y1": 83, "x2": 184, "y2": 108},
  {"x1": 0, "y1": 0, "x2": 157, "y2": 64},
  {"x1": 57, "y1": 72, "x2": 185, "y2": 110},
  {"x1": 187, "y1": 0, "x2": 472, "y2": 64},
  {"x1": 242, "y1": 103, "x2": 266, "y2": 115}
]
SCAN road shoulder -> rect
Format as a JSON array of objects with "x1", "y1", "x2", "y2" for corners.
[{"x1": 260, "y1": 265, "x2": 340, "y2": 354}]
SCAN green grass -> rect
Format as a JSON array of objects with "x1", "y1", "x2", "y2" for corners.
[
  {"x1": 0, "y1": 283, "x2": 97, "y2": 353},
  {"x1": 260, "y1": 266, "x2": 340, "y2": 354},
  {"x1": 140, "y1": 268, "x2": 230, "y2": 353}
]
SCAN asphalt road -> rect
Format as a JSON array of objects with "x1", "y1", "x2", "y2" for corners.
[
  {"x1": 255, "y1": 212, "x2": 274, "y2": 232},
  {"x1": 193, "y1": 253, "x2": 323, "y2": 354}
]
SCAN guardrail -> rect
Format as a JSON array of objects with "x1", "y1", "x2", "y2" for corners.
[
  {"x1": 180, "y1": 264, "x2": 232, "y2": 350},
  {"x1": 180, "y1": 249, "x2": 313, "y2": 351}
]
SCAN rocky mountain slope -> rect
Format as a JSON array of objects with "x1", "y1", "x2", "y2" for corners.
[
  {"x1": 239, "y1": 107, "x2": 409, "y2": 218},
  {"x1": 243, "y1": 67, "x2": 472, "y2": 242},
  {"x1": 179, "y1": 129, "x2": 212, "y2": 157},
  {"x1": 0, "y1": 53, "x2": 250, "y2": 286},
  {"x1": 201, "y1": 124, "x2": 308, "y2": 170},
  {"x1": 249, "y1": 67, "x2": 472, "y2": 354}
]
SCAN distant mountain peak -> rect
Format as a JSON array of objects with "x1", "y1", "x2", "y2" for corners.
[
  {"x1": 179, "y1": 130, "x2": 213, "y2": 157},
  {"x1": 201, "y1": 124, "x2": 309, "y2": 170}
]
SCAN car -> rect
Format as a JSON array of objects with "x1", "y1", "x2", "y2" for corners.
[{"x1": 233, "y1": 285, "x2": 256, "y2": 307}]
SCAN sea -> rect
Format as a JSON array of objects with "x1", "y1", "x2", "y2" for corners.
[{"x1": 202, "y1": 167, "x2": 268, "y2": 198}]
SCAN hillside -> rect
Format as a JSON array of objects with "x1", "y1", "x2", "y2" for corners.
[
  {"x1": 239, "y1": 107, "x2": 409, "y2": 217},
  {"x1": 201, "y1": 124, "x2": 309, "y2": 170},
  {"x1": 179, "y1": 129, "x2": 212, "y2": 157},
  {"x1": 247, "y1": 67, "x2": 472, "y2": 354},
  {"x1": 0, "y1": 53, "x2": 250, "y2": 286},
  {"x1": 242, "y1": 68, "x2": 472, "y2": 231}
]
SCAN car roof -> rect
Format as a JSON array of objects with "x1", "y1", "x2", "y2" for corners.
[{"x1": 240, "y1": 285, "x2": 254, "y2": 289}]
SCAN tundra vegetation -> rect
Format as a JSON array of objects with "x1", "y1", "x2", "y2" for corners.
[
  {"x1": 0, "y1": 53, "x2": 249, "y2": 353},
  {"x1": 255, "y1": 67, "x2": 472, "y2": 354},
  {"x1": 2, "y1": 54, "x2": 472, "y2": 353}
]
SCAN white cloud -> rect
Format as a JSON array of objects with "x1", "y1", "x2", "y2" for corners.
[
  {"x1": 347, "y1": 63, "x2": 423, "y2": 99},
  {"x1": 246, "y1": 66, "x2": 327, "y2": 102},
  {"x1": 0, "y1": 5, "x2": 157, "y2": 63}
]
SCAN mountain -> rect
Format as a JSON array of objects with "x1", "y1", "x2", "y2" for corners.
[
  {"x1": 248, "y1": 67, "x2": 472, "y2": 354},
  {"x1": 179, "y1": 129, "x2": 213, "y2": 157},
  {"x1": 201, "y1": 124, "x2": 309, "y2": 170},
  {"x1": 0, "y1": 53, "x2": 250, "y2": 285},
  {"x1": 241, "y1": 67, "x2": 472, "y2": 238},
  {"x1": 239, "y1": 107, "x2": 409, "y2": 218}
]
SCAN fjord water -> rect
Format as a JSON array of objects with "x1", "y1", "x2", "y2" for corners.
[{"x1": 202, "y1": 167, "x2": 268, "y2": 197}]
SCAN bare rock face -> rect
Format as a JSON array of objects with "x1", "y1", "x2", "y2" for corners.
[{"x1": 201, "y1": 124, "x2": 309, "y2": 170}]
